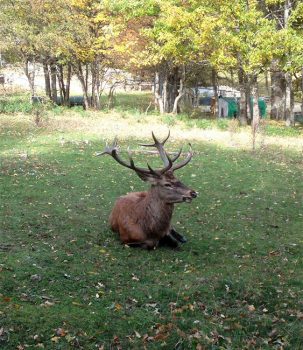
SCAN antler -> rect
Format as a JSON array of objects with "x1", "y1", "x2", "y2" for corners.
[
  {"x1": 98, "y1": 138, "x2": 164, "y2": 177},
  {"x1": 98, "y1": 133, "x2": 193, "y2": 176},
  {"x1": 171, "y1": 143, "x2": 193, "y2": 171},
  {"x1": 140, "y1": 131, "x2": 192, "y2": 172},
  {"x1": 140, "y1": 131, "x2": 172, "y2": 168}
]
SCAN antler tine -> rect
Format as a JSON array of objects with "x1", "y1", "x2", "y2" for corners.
[
  {"x1": 139, "y1": 130, "x2": 171, "y2": 168},
  {"x1": 153, "y1": 130, "x2": 170, "y2": 145},
  {"x1": 171, "y1": 147, "x2": 183, "y2": 163},
  {"x1": 171, "y1": 144, "x2": 193, "y2": 172},
  {"x1": 140, "y1": 130, "x2": 170, "y2": 147},
  {"x1": 127, "y1": 147, "x2": 158, "y2": 176},
  {"x1": 96, "y1": 137, "x2": 118, "y2": 156}
]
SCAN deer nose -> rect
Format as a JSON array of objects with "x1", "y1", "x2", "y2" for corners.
[{"x1": 190, "y1": 190, "x2": 198, "y2": 198}]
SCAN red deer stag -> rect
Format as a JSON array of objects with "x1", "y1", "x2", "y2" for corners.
[{"x1": 100, "y1": 132, "x2": 197, "y2": 249}]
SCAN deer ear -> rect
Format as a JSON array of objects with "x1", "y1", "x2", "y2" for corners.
[{"x1": 135, "y1": 171, "x2": 160, "y2": 184}]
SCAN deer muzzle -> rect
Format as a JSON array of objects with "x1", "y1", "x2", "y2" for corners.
[{"x1": 182, "y1": 190, "x2": 198, "y2": 203}]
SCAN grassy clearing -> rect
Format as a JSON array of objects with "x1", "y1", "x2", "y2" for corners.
[
  {"x1": 0, "y1": 96, "x2": 303, "y2": 349},
  {"x1": 1, "y1": 91, "x2": 302, "y2": 138}
]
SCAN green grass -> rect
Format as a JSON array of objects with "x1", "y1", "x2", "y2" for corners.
[
  {"x1": 0, "y1": 93, "x2": 34, "y2": 114},
  {"x1": 1, "y1": 111, "x2": 303, "y2": 349}
]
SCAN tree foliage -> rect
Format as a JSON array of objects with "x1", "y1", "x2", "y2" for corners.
[{"x1": 0, "y1": 0, "x2": 302, "y2": 119}]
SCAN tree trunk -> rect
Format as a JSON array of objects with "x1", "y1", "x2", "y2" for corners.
[
  {"x1": 285, "y1": 72, "x2": 294, "y2": 126},
  {"x1": 168, "y1": 66, "x2": 179, "y2": 112},
  {"x1": 57, "y1": 64, "x2": 65, "y2": 103},
  {"x1": 50, "y1": 62, "x2": 57, "y2": 104},
  {"x1": 91, "y1": 59, "x2": 101, "y2": 109},
  {"x1": 65, "y1": 63, "x2": 71, "y2": 105},
  {"x1": 56, "y1": 64, "x2": 72, "y2": 106},
  {"x1": 162, "y1": 73, "x2": 168, "y2": 112},
  {"x1": 43, "y1": 61, "x2": 51, "y2": 99},
  {"x1": 154, "y1": 64, "x2": 179, "y2": 114},
  {"x1": 251, "y1": 76, "x2": 260, "y2": 151},
  {"x1": 172, "y1": 66, "x2": 185, "y2": 115},
  {"x1": 24, "y1": 58, "x2": 35, "y2": 97},
  {"x1": 212, "y1": 68, "x2": 219, "y2": 117},
  {"x1": 301, "y1": 66, "x2": 303, "y2": 118},
  {"x1": 238, "y1": 68, "x2": 248, "y2": 126},
  {"x1": 270, "y1": 60, "x2": 286, "y2": 120},
  {"x1": 75, "y1": 63, "x2": 90, "y2": 110},
  {"x1": 154, "y1": 71, "x2": 164, "y2": 114},
  {"x1": 252, "y1": 78, "x2": 260, "y2": 124},
  {"x1": 265, "y1": 69, "x2": 270, "y2": 96},
  {"x1": 108, "y1": 83, "x2": 117, "y2": 108},
  {"x1": 245, "y1": 76, "x2": 252, "y2": 124},
  {"x1": 283, "y1": 0, "x2": 294, "y2": 126}
]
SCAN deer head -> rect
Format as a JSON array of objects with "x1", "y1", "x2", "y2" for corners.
[{"x1": 100, "y1": 131, "x2": 197, "y2": 204}]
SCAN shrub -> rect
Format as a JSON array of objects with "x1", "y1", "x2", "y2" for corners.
[{"x1": 216, "y1": 118, "x2": 230, "y2": 130}]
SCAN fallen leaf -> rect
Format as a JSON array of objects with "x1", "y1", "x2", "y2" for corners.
[
  {"x1": 297, "y1": 311, "x2": 303, "y2": 320},
  {"x1": 2, "y1": 297, "x2": 11, "y2": 302},
  {"x1": 248, "y1": 305, "x2": 255, "y2": 312},
  {"x1": 65, "y1": 334, "x2": 75, "y2": 342},
  {"x1": 153, "y1": 333, "x2": 168, "y2": 341},
  {"x1": 51, "y1": 336, "x2": 60, "y2": 343},
  {"x1": 40, "y1": 301, "x2": 55, "y2": 307},
  {"x1": 55, "y1": 328, "x2": 67, "y2": 337},
  {"x1": 188, "y1": 304, "x2": 195, "y2": 311},
  {"x1": 132, "y1": 274, "x2": 140, "y2": 281},
  {"x1": 115, "y1": 303, "x2": 122, "y2": 311},
  {"x1": 134, "y1": 330, "x2": 141, "y2": 338}
]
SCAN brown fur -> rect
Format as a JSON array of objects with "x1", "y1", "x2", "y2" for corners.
[{"x1": 109, "y1": 188, "x2": 174, "y2": 248}]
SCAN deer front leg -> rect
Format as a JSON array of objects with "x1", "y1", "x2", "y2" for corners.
[
  {"x1": 125, "y1": 239, "x2": 159, "y2": 250},
  {"x1": 159, "y1": 232, "x2": 179, "y2": 248},
  {"x1": 170, "y1": 228, "x2": 187, "y2": 243}
]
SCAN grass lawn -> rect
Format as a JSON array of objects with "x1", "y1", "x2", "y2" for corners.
[{"x1": 0, "y1": 102, "x2": 303, "y2": 349}]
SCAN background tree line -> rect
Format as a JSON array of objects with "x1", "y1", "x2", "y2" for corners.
[{"x1": 0, "y1": 0, "x2": 302, "y2": 126}]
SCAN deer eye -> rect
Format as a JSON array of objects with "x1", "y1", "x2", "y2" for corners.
[{"x1": 164, "y1": 183, "x2": 172, "y2": 188}]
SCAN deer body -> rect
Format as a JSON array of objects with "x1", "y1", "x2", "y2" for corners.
[
  {"x1": 110, "y1": 189, "x2": 174, "y2": 247},
  {"x1": 100, "y1": 132, "x2": 197, "y2": 249}
]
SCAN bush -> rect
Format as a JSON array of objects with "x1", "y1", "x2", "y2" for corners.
[
  {"x1": 0, "y1": 97, "x2": 33, "y2": 114},
  {"x1": 216, "y1": 118, "x2": 230, "y2": 130},
  {"x1": 195, "y1": 119, "x2": 213, "y2": 129},
  {"x1": 265, "y1": 124, "x2": 301, "y2": 137}
]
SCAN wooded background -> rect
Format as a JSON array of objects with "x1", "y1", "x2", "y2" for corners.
[{"x1": 0, "y1": 0, "x2": 302, "y2": 125}]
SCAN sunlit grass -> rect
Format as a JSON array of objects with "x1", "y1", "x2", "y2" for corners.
[{"x1": 0, "y1": 95, "x2": 303, "y2": 349}]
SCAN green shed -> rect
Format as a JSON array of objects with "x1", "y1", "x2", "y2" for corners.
[
  {"x1": 249, "y1": 98, "x2": 267, "y2": 118},
  {"x1": 218, "y1": 96, "x2": 267, "y2": 118}
]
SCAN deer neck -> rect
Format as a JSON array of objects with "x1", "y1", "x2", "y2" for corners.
[
  {"x1": 142, "y1": 186, "x2": 174, "y2": 237},
  {"x1": 147, "y1": 185, "x2": 174, "y2": 211}
]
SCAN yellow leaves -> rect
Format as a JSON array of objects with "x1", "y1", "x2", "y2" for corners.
[
  {"x1": 94, "y1": 12, "x2": 108, "y2": 23},
  {"x1": 69, "y1": 0, "x2": 91, "y2": 9},
  {"x1": 170, "y1": 302, "x2": 196, "y2": 314},
  {"x1": 114, "y1": 303, "x2": 122, "y2": 311}
]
